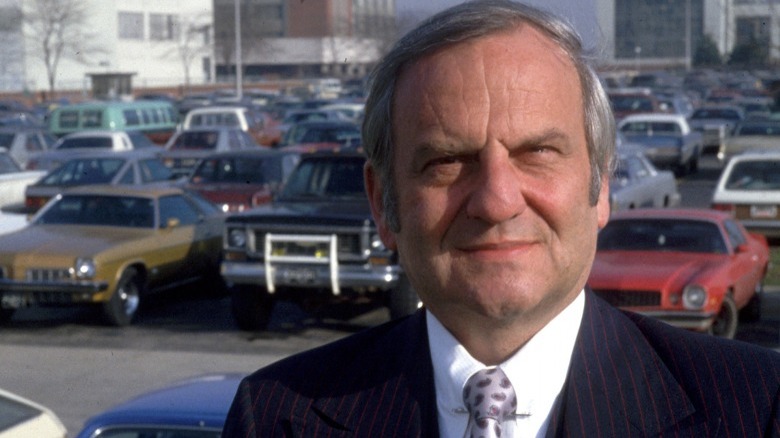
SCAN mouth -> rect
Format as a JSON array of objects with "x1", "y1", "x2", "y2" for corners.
[{"x1": 456, "y1": 240, "x2": 537, "y2": 260}]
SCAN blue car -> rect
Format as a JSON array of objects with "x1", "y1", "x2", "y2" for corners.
[{"x1": 75, "y1": 373, "x2": 243, "y2": 438}]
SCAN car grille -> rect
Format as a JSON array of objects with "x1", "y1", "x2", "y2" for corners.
[
  {"x1": 248, "y1": 227, "x2": 367, "y2": 262},
  {"x1": 592, "y1": 289, "x2": 661, "y2": 307},
  {"x1": 26, "y1": 268, "x2": 73, "y2": 282}
]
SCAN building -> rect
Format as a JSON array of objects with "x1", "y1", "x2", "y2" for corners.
[
  {"x1": 595, "y1": 0, "x2": 780, "y2": 70},
  {"x1": 212, "y1": 0, "x2": 396, "y2": 81},
  {"x1": 0, "y1": 0, "x2": 213, "y2": 97}
]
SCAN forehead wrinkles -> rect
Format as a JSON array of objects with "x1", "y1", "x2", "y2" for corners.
[{"x1": 392, "y1": 29, "x2": 580, "y2": 145}]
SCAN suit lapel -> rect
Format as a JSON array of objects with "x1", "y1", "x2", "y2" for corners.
[
  {"x1": 296, "y1": 310, "x2": 439, "y2": 437},
  {"x1": 547, "y1": 291, "x2": 696, "y2": 437}
]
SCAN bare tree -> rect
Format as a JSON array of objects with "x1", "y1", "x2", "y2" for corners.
[
  {"x1": 22, "y1": 0, "x2": 107, "y2": 94},
  {"x1": 160, "y1": 12, "x2": 212, "y2": 90}
]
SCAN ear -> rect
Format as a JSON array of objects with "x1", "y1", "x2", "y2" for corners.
[
  {"x1": 596, "y1": 173, "x2": 610, "y2": 229},
  {"x1": 364, "y1": 161, "x2": 398, "y2": 251}
]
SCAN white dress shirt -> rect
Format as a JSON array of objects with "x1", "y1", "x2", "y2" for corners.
[{"x1": 427, "y1": 290, "x2": 585, "y2": 438}]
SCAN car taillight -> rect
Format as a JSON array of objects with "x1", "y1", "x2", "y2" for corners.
[
  {"x1": 711, "y1": 203, "x2": 735, "y2": 214},
  {"x1": 25, "y1": 196, "x2": 48, "y2": 212}
]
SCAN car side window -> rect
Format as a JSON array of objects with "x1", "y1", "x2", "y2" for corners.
[
  {"x1": 26, "y1": 136, "x2": 44, "y2": 152},
  {"x1": 159, "y1": 195, "x2": 201, "y2": 227},
  {"x1": 723, "y1": 219, "x2": 747, "y2": 248}
]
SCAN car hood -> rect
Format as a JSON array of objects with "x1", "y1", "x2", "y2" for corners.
[
  {"x1": 230, "y1": 198, "x2": 371, "y2": 225},
  {"x1": 0, "y1": 225, "x2": 152, "y2": 258},
  {"x1": 590, "y1": 251, "x2": 724, "y2": 289}
]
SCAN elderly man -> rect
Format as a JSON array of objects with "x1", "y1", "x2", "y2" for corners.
[{"x1": 223, "y1": 1, "x2": 780, "y2": 436}]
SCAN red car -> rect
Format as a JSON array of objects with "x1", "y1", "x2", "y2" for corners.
[
  {"x1": 589, "y1": 208, "x2": 769, "y2": 339},
  {"x1": 185, "y1": 149, "x2": 301, "y2": 212}
]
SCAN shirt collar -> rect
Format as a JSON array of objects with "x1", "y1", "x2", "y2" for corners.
[{"x1": 427, "y1": 291, "x2": 584, "y2": 434}]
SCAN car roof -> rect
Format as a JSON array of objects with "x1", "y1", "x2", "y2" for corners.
[
  {"x1": 618, "y1": 113, "x2": 687, "y2": 124},
  {"x1": 185, "y1": 106, "x2": 249, "y2": 114},
  {"x1": 50, "y1": 148, "x2": 160, "y2": 159},
  {"x1": 60, "y1": 130, "x2": 130, "y2": 139},
  {"x1": 608, "y1": 208, "x2": 730, "y2": 222},
  {"x1": 76, "y1": 374, "x2": 243, "y2": 435},
  {"x1": 61, "y1": 184, "x2": 182, "y2": 198}
]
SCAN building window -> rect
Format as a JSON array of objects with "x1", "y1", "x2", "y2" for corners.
[
  {"x1": 150, "y1": 13, "x2": 179, "y2": 40},
  {"x1": 118, "y1": 12, "x2": 144, "y2": 40}
]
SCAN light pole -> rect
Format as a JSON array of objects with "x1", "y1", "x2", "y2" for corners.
[
  {"x1": 234, "y1": 0, "x2": 243, "y2": 99},
  {"x1": 634, "y1": 46, "x2": 642, "y2": 74}
]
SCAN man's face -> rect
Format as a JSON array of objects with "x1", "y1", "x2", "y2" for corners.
[{"x1": 366, "y1": 26, "x2": 610, "y2": 332}]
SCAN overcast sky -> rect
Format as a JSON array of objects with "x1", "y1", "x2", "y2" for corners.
[{"x1": 395, "y1": 0, "x2": 600, "y2": 50}]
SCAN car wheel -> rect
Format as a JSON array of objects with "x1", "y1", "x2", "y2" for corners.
[
  {"x1": 740, "y1": 281, "x2": 763, "y2": 323},
  {"x1": 103, "y1": 267, "x2": 142, "y2": 327},
  {"x1": 386, "y1": 274, "x2": 421, "y2": 320},
  {"x1": 0, "y1": 308, "x2": 14, "y2": 325},
  {"x1": 230, "y1": 285, "x2": 275, "y2": 331},
  {"x1": 710, "y1": 294, "x2": 738, "y2": 339}
]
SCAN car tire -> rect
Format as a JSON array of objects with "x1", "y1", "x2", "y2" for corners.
[
  {"x1": 230, "y1": 285, "x2": 275, "y2": 331},
  {"x1": 740, "y1": 282, "x2": 763, "y2": 323},
  {"x1": 0, "y1": 308, "x2": 14, "y2": 325},
  {"x1": 103, "y1": 267, "x2": 142, "y2": 327},
  {"x1": 710, "y1": 294, "x2": 738, "y2": 339},
  {"x1": 387, "y1": 274, "x2": 421, "y2": 320}
]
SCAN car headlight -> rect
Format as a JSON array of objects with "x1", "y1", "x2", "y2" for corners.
[
  {"x1": 682, "y1": 285, "x2": 707, "y2": 310},
  {"x1": 370, "y1": 233, "x2": 386, "y2": 252},
  {"x1": 228, "y1": 228, "x2": 247, "y2": 248},
  {"x1": 74, "y1": 258, "x2": 96, "y2": 279}
]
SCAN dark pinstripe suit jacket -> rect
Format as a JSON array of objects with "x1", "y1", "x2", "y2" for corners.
[{"x1": 222, "y1": 291, "x2": 780, "y2": 437}]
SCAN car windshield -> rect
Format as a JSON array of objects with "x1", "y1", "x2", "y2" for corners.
[
  {"x1": 298, "y1": 126, "x2": 360, "y2": 144},
  {"x1": 725, "y1": 160, "x2": 780, "y2": 190},
  {"x1": 169, "y1": 131, "x2": 220, "y2": 150},
  {"x1": 39, "y1": 158, "x2": 125, "y2": 186},
  {"x1": 0, "y1": 132, "x2": 15, "y2": 147},
  {"x1": 691, "y1": 109, "x2": 741, "y2": 120},
  {"x1": 620, "y1": 122, "x2": 681, "y2": 135},
  {"x1": 57, "y1": 137, "x2": 114, "y2": 149},
  {"x1": 734, "y1": 123, "x2": 780, "y2": 136},
  {"x1": 189, "y1": 112, "x2": 242, "y2": 128},
  {"x1": 610, "y1": 95, "x2": 654, "y2": 111},
  {"x1": 35, "y1": 194, "x2": 155, "y2": 228},
  {"x1": 192, "y1": 155, "x2": 286, "y2": 184},
  {"x1": 85, "y1": 426, "x2": 221, "y2": 438},
  {"x1": 140, "y1": 158, "x2": 174, "y2": 182},
  {"x1": 279, "y1": 156, "x2": 365, "y2": 200},
  {"x1": 598, "y1": 219, "x2": 728, "y2": 254},
  {"x1": 0, "y1": 153, "x2": 20, "y2": 173}
]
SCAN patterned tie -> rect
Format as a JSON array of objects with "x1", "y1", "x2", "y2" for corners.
[{"x1": 463, "y1": 367, "x2": 517, "y2": 438}]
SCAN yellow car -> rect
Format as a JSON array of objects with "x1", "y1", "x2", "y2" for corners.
[{"x1": 0, "y1": 185, "x2": 225, "y2": 326}]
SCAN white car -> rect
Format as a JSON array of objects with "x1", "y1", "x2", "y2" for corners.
[
  {"x1": 181, "y1": 105, "x2": 267, "y2": 146},
  {"x1": 617, "y1": 113, "x2": 704, "y2": 176},
  {"x1": 0, "y1": 387, "x2": 67, "y2": 438},
  {"x1": 0, "y1": 149, "x2": 45, "y2": 209},
  {"x1": 26, "y1": 130, "x2": 157, "y2": 171},
  {"x1": 711, "y1": 151, "x2": 780, "y2": 238}
]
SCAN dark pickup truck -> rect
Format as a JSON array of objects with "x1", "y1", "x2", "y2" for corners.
[{"x1": 220, "y1": 150, "x2": 418, "y2": 330}]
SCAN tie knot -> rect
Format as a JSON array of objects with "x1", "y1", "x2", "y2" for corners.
[{"x1": 463, "y1": 367, "x2": 517, "y2": 425}]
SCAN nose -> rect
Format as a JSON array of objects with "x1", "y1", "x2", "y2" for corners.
[{"x1": 465, "y1": 145, "x2": 526, "y2": 224}]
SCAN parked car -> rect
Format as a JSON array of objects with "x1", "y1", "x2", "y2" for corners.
[
  {"x1": 160, "y1": 127, "x2": 259, "y2": 177},
  {"x1": 711, "y1": 152, "x2": 780, "y2": 237},
  {"x1": 617, "y1": 113, "x2": 704, "y2": 175},
  {"x1": 0, "y1": 185, "x2": 225, "y2": 326},
  {"x1": 607, "y1": 89, "x2": 666, "y2": 121},
  {"x1": 26, "y1": 130, "x2": 158, "y2": 171},
  {"x1": 24, "y1": 150, "x2": 175, "y2": 213},
  {"x1": 0, "y1": 386, "x2": 67, "y2": 438},
  {"x1": 716, "y1": 119, "x2": 780, "y2": 164},
  {"x1": 263, "y1": 108, "x2": 349, "y2": 146},
  {"x1": 74, "y1": 373, "x2": 242, "y2": 438},
  {"x1": 0, "y1": 148, "x2": 46, "y2": 209},
  {"x1": 279, "y1": 120, "x2": 361, "y2": 148},
  {"x1": 688, "y1": 105, "x2": 745, "y2": 153},
  {"x1": 47, "y1": 100, "x2": 177, "y2": 145},
  {"x1": 221, "y1": 151, "x2": 416, "y2": 331},
  {"x1": 0, "y1": 126, "x2": 56, "y2": 168},
  {"x1": 185, "y1": 149, "x2": 300, "y2": 212},
  {"x1": 589, "y1": 208, "x2": 769, "y2": 339},
  {"x1": 182, "y1": 105, "x2": 270, "y2": 147},
  {"x1": 610, "y1": 141, "x2": 681, "y2": 211}
]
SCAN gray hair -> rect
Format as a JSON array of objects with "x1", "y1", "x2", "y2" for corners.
[{"x1": 362, "y1": 0, "x2": 616, "y2": 232}]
